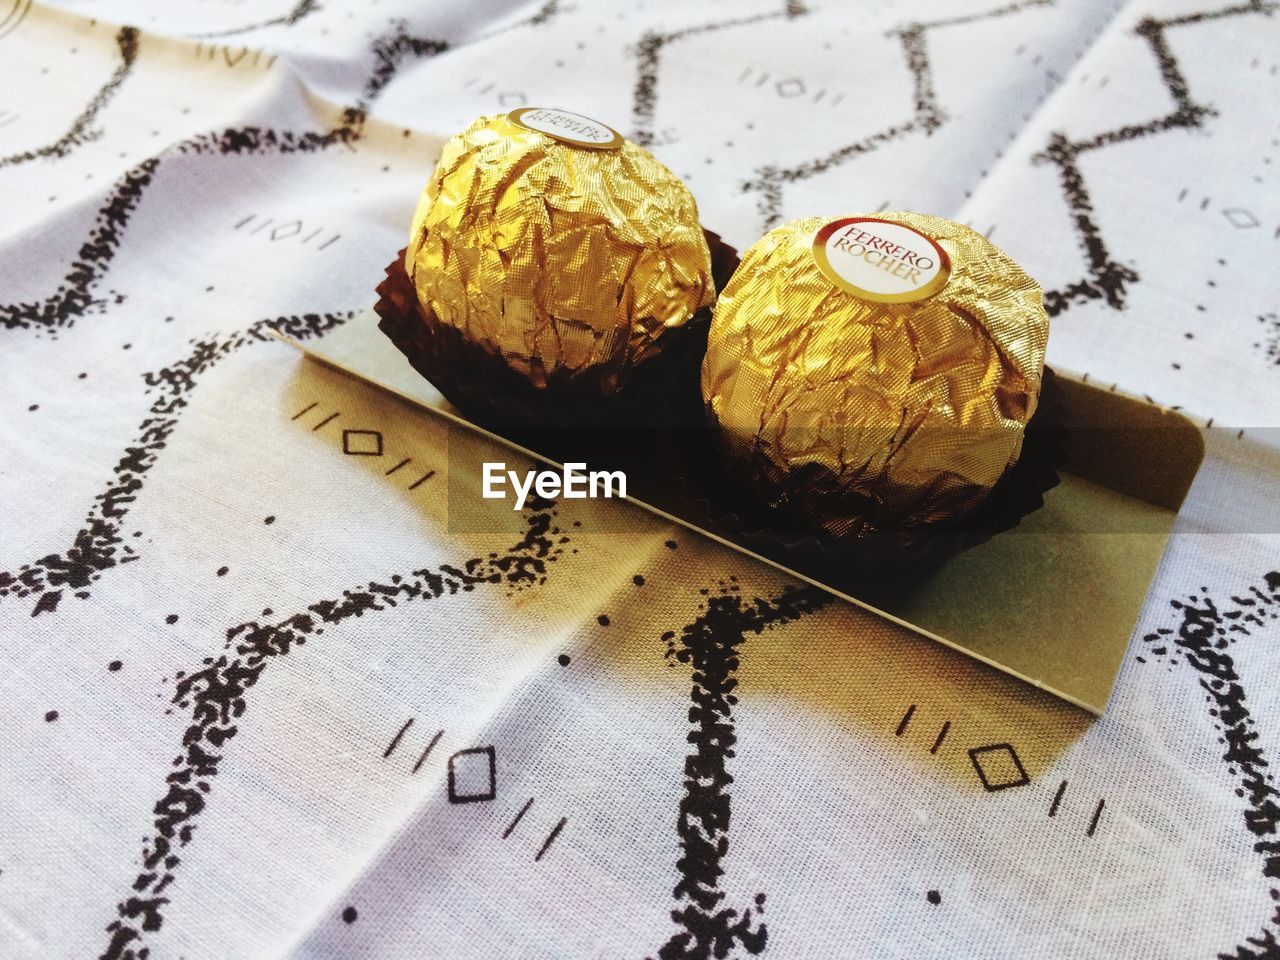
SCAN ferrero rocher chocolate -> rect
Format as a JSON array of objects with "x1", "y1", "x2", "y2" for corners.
[
  {"x1": 702, "y1": 212, "x2": 1049, "y2": 538},
  {"x1": 403, "y1": 108, "x2": 714, "y2": 398}
]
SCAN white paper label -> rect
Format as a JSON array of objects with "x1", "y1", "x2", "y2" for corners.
[
  {"x1": 507, "y1": 107, "x2": 622, "y2": 150},
  {"x1": 812, "y1": 217, "x2": 951, "y2": 303}
]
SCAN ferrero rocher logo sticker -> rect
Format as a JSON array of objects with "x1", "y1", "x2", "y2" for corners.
[
  {"x1": 507, "y1": 107, "x2": 623, "y2": 150},
  {"x1": 812, "y1": 217, "x2": 951, "y2": 303}
]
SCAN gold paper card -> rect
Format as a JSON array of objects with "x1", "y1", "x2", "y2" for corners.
[{"x1": 277, "y1": 313, "x2": 1203, "y2": 716}]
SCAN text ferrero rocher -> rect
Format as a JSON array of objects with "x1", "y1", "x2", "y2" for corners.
[
  {"x1": 702, "y1": 212, "x2": 1050, "y2": 538},
  {"x1": 404, "y1": 110, "x2": 714, "y2": 398}
]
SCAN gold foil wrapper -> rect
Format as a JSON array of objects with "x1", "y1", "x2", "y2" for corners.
[
  {"x1": 405, "y1": 112, "x2": 713, "y2": 395},
  {"x1": 702, "y1": 212, "x2": 1049, "y2": 538}
]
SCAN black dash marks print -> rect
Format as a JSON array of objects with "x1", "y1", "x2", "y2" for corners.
[
  {"x1": 100, "y1": 504, "x2": 566, "y2": 960},
  {"x1": 650, "y1": 585, "x2": 828, "y2": 960},
  {"x1": 383, "y1": 717, "x2": 414, "y2": 758},
  {"x1": 503, "y1": 798, "x2": 534, "y2": 838},
  {"x1": 0, "y1": 26, "x2": 140, "y2": 170},
  {"x1": 232, "y1": 212, "x2": 342, "y2": 252},
  {"x1": 0, "y1": 313, "x2": 349, "y2": 614},
  {"x1": 929, "y1": 720, "x2": 951, "y2": 754},
  {"x1": 1049, "y1": 780, "x2": 1068, "y2": 817},
  {"x1": 411, "y1": 730, "x2": 444, "y2": 774},
  {"x1": 896, "y1": 704, "x2": 916, "y2": 735},
  {"x1": 1085, "y1": 798, "x2": 1105, "y2": 838},
  {"x1": 1139, "y1": 572, "x2": 1280, "y2": 958},
  {"x1": 534, "y1": 817, "x2": 567, "y2": 862},
  {"x1": 311, "y1": 411, "x2": 340, "y2": 432}
]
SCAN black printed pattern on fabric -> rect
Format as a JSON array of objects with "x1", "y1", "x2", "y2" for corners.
[
  {"x1": 649, "y1": 581, "x2": 829, "y2": 960},
  {"x1": 1035, "y1": 0, "x2": 1277, "y2": 316},
  {"x1": 0, "y1": 313, "x2": 350, "y2": 615},
  {"x1": 100, "y1": 503, "x2": 566, "y2": 960},
  {"x1": 0, "y1": 21, "x2": 448, "y2": 336},
  {"x1": 1140, "y1": 571, "x2": 1280, "y2": 959},
  {"x1": 0, "y1": 23, "x2": 459, "y2": 613},
  {"x1": 739, "y1": 0, "x2": 1051, "y2": 230},
  {"x1": 0, "y1": 26, "x2": 140, "y2": 170}
]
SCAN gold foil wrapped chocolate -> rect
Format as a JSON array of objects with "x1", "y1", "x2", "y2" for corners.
[
  {"x1": 702, "y1": 212, "x2": 1049, "y2": 538},
  {"x1": 404, "y1": 109, "x2": 714, "y2": 397}
]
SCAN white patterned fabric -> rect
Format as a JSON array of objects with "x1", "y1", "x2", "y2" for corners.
[{"x1": 1, "y1": 1, "x2": 1279, "y2": 958}]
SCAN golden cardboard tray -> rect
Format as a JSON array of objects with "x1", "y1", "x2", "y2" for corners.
[{"x1": 276, "y1": 313, "x2": 1204, "y2": 715}]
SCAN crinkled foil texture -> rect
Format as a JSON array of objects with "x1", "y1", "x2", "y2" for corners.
[
  {"x1": 405, "y1": 113, "x2": 713, "y2": 395},
  {"x1": 702, "y1": 212, "x2": 1049, "y2": 538}
]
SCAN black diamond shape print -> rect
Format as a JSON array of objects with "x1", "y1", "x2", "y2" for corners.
[
  {"x1": 967, "y1": 743, "x2": 1030, "y2": 792},
  {"x1": 448, "y1": 746, "x2": 496, "y2": 804},
  {"x1": 1223, "y1": 207, "x2": 1259, "y2": 229},
  {"x1": 342, "y1": 429, "x2": 383, "y2": 456}
]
